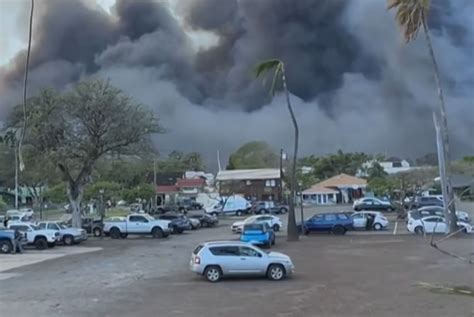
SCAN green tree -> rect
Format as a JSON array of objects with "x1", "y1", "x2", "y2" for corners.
[
  {"x1": 43, "y1": 183, "x2": 67, "y2": 204},
  {"x1": 368, "y1": 177, "x2": 396, "y2": 197},
  {"x1": 123, "y1": 184, "x2": 155, "y2": 203},
  {"x1": 367, "y1": 162, "x2": 388, "y2": 180},
  {"x1": 388, "y1": 0, "x2": 456, "y2": 233},
  {"x1": 8, "y1": 80, "x2": 161, "y2": 227},
  {"x1": 84, "y1": 181, "x2": 122, "y2": 202},
  {"x1": 227, "y1": 141, "x2": 279, "y2": 170},
  {"x1": 255, "y1": 59, "x2": 299, "y2": 241}
]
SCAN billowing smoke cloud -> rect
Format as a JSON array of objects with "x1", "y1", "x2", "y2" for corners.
[{"x1": 0, "y1": 0, "x2": 473, "y2": 168}]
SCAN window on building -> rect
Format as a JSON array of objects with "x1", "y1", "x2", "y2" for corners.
[
  {"x1": 246, "y1": 180, "x2": 252, "y2": 186},
  {"x1": 265, "y1": 179, "x2": 276, "y2": 187}
]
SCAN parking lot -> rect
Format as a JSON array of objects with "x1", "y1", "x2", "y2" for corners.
[{"x1": 1, "y1": 205, "x2": 473, "y2": 317}]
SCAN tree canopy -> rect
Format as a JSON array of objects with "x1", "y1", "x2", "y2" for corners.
[{"x1": 227, "y1": 141, "x2": 279, "y2": 170}]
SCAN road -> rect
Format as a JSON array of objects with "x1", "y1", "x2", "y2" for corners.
[{"x1": 1, "y1": 210, "x2": 473, "y2": 317}]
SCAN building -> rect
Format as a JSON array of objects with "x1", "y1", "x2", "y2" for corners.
[
  {"x1": 155, "y1": 185, "x2": 179, "y2": 205},
  {"x1": 176, "y1": 178, "x2": 206, "y2": 199},
  {"x1": 302, "y1": 173, "x2": 366, "y2": 205},
  {"x1": 357, "y1": 159, "x2": 413, "y2": 176},
  {"x1": 216, "y1": 168, "x2": 282, "y2": 201}
]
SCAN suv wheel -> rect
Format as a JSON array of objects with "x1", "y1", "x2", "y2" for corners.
[
  {"x1": 0, "y1": 240, "x2": 13, "y2": 254},
  {"x1": 35, "y1": 237, "x2": 48, "y2": 250},
  {"x1": 332, "y1": 226, "x2": 346, "y2": 235},
  {"x1": 267, "y1": 264, "x2": 285, "y2": 281},
  {"x1": 211, "y1": 212, "x2": 218, "y2": 217},
  {"x1": 63, "y1": 235, "x2": 74, "y2": 246},
  {"x1": 373, "y1": 223, "x2": 383, "y2": 231},
  {"x1": 204, "y1": 266, "x2": 222, "y2": 282},
  {"x1": 236, "y1": 210, "x2": 243, "y2": 216},
  {"x1": 273, "y1": 224, "x2": 280, "y2": 232},
  {"x1": 280, "y1": 208, "x2": 288, "y2": 214}
]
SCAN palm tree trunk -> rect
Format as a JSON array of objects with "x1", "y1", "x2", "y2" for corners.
[
  {"x1": 281, "y1": 64, "x2": 299, "y2": 241},
  {"x1": 422, "y1": 17, "x2": 457, "y2": 233}
]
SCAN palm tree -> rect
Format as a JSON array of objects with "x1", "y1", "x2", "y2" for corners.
[
  {"x1": 255, "y1": 59, "x2": 299, "y2": 241},
  {"x1": 388, "y1": 0, "x2": 457, "y2": 233}
]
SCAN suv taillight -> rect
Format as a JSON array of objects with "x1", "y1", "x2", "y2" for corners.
[{"x1": 194, "y1": 256, "x2": 201, "y2": 264}]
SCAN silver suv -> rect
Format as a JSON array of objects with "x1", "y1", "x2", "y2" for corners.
[{"x1": 190, "y1": 241, "x2": 294, "y2": 282}]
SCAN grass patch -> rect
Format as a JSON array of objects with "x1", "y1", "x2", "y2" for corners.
[{"x1": 416, "y1": 282, "x2": 474, "y2": 297}]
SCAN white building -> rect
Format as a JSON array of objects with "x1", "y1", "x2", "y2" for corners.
[{"x1": 357, "y1": 159, "x2": 413, "y2": 176}]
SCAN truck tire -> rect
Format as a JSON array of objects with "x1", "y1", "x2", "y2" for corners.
[
  {"x1": 48, "y1": 242, "x2": 56, "y2": 248},
  {"x1": 236, "y1": 210, "x2": 243, "y2": 216},
  {"x1": 63, "y1": 235, "x2": 74, "y2": 246},
  {"x1": 110, "y1": 227, "x2": 121, "y2": 239},
  {"x1": 332, "y1": 225, "x2": 346, "y2": 235},
  {"x1": 0, "y1": 240, "x2": 13, "y2": 254},
  {"x1": 34, "y1": 237, "x2": 48, "y2": 250},
  {"x1": 93, "y1": 227, "x2": 102, "y2": 237},
  {"x1": 152, "y1": 227, "x2": 164, "y2": 239}
]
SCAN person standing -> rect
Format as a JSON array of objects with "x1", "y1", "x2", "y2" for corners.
[{"x1": 14, "y1": 229, "x2": 23, "y2": 253}]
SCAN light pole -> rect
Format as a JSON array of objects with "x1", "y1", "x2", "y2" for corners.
[
  {"x1": 99, "y1": 189, "x2": 105, "y2": 222},
  {"x1": 298, "y1": 181, "x2": 304, "y2": 235}
]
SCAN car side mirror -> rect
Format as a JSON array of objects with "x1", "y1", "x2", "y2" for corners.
[{"x1": 258, "y1": 253, "x2": 262, "y2": 258}]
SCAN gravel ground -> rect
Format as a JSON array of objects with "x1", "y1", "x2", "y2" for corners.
[{"x1": 0, "y1": 208, "x2": 473, "y2": 317}]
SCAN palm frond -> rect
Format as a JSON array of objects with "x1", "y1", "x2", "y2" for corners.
[
  {"x1": 254, "y1": 59, "x2": 282, "y2": 78},
  {"x1": 387, "y1": 0, "x2": 430, "y2": 42}
]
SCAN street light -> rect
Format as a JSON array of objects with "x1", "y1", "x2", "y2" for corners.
[{"x1": 298, "y1": 181, "x2": 305, "y2": 235}]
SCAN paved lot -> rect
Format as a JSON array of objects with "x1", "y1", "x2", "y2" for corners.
[{"x1": 0, "y1": 210, "x2": 473, "y2": 317}]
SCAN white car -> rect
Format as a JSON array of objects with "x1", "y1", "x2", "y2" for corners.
[
  {"x1": 37, "y1": 221, "x2": 88, "y2": 245},
  {"x1": 231, "y1": 215, "x2": 283, "y2": 233},
  {"x1": 351, "y1": 211, "x2": 388, "y2": 231},
  {"x1": 8, "y1": 223, "x2": 60, "y2": 249},
  {"x1": 190, "y1": 241, "x2": 294, "y2": 282},
  {"x1": 407, "y1": 216, "x2": 472, "y2": 235},
  {"x1": 416, "y1": 206, "x2": 471, "y2": 223}
]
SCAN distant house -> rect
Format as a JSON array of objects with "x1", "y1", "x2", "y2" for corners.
[
  {"x1": 216, "y1": 168, "x2": 282, "y2": 201},
  {"x1": 176, "y1": 178, "x2": 206, "y2": 199},
  {"x1": 185, "y1": 171, "x2": 215, "y2": 186},
  {"x1": 155, "y1": 185, "x2": 179, "y2": 205},
  {"x1": 302, "y1": 173, "x2": 366, "y2": 205},
  {"x1": 357, "y1": 159, "x2": 413, "y2": 176}
]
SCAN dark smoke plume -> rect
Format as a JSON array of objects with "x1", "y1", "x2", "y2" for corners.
[{"x1": 1, "y1": 0, "x2": 473, "y2": 166}]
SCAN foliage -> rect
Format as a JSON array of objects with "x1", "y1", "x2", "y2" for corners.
[
  {"x1": 367, "y1": 177, "x2": 397, "y2": 197},
  {"x1": 387, "y1": 0, "x2": 430, "y2": 42},
  {"x1": 84, "y1": 181, "x2": 122, "y2": 201},
  {"x1": 7, "y1": 79, "x2": 161, "y2": 227},
  {"x1": 43, "y1": 183, "x2": 67, "y2": 204},
  {"x1": 298, "y1": 151, "x2": 371, "y2": 182},
  {"x1": 227, "y1": 141, "x2": 279, "y2": 170},
  {"x1": 367, "y1": 162, "x2": 388, "y2": 180},
  {"x1": 0, "y1": 196, "x2": 7, "y2": 211},
  {"x1": 415, "y1": 153, "x2": 438, "y2": 166},
  {"x1": 463, "y1": 156, "x2": 474, "y2": 163},
  {"x1": 122, "y1": 184, "x2": 155, "y2": 203}
]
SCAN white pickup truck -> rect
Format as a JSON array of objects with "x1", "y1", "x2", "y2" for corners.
[
  {"x1": 103, "y1": 214, "x2": 172, "y2": 239},
  {"x1": 8, "y1": 223, "x2": 60, "y2": 250}
]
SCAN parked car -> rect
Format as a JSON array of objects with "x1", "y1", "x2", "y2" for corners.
[
  {"x1": 240, "y1": 223, "x2": 275, "y2": 248},
  {"x1": 103, "y1": 214, "x2": 171, "y2": 239},
  {"x1": 253, "y1": 201, "x2": 288, "y2": 214},
  {"x1": 156, "y1": 213, "x2": 192, "y2": 234},
  {"x1": 417, "y1": 206, "x2": 471, "y2": 223},
  {"x1": 351, "y1": 211, "x2": 388, "y2": 231},
  {"x1": 302, "y1": 213, "x2": 353, "y2": 235},
  {"x1": 178, "y1": 198, "x2": 203, "y2": 211},
  {"x1": 37, "y1": 221, "x2": 88, "y2": 245},
  {"x1": 7, "y1": 223, "x2": 59, "y2": 249},
  {"x1": 7, "y1": 208, "x2": 34, "y2": 218},
  {"x1": 188, "y1": 214, "x2": 219, "y2": 227},
  {"x1": 6, "y1": 212, "x2": 32, "y2": 223},
  {"x1": 231, "y1": 215, "x2": 283, "y2": 233},
  {"x1": 190, "y1": 241, "x2": 294, "y2": 282},
  {"x1": 407, "y1": 216, "x2": 472, "y2": 234},
  {"x1": 188, "y1": 217, "x2": 201, "y2": 230},
  {"x1": 408, "y1": 196, "x2": 443, "y2": 209},
  {"x1": 353, "y1": 197, "x2": 394, "y2": 212},
  {"x1": 0, "y1": 229, "x2": 16, "y2": 254},
  {"x1": 82, "y1": 217, "x2": 104, "y2": 237}
]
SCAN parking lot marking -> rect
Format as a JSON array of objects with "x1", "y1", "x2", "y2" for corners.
[{"x1": 393, "y1": 221, "x2": 398, "y2": 235}]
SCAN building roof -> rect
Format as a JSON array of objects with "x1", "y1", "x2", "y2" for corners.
[
  {"x1": 216, "y1": 169, "x2": 281, "y2": 181},
  {"x1": 302, "y1": 184, "x2": 339, "y2": 195},
  {"x1": 317, "y1": 173, "x2": 367, "y2": 188},
  {"x1": 176, "y1": 178, "x2": 205, "y2": 187},
  {"x1": 156, "y1": 185, "x2": 179, "y2": 193}
]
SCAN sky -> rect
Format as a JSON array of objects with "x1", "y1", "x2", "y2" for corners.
[{"x1": 0, "y1": 0, "x2": 472, "y2": 169}]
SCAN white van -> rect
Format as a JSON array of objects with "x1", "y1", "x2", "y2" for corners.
[{"x1": 205, "y1": 195, "x2": 251, "y2": 216}]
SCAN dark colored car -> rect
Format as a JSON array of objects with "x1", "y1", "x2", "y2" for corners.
[
  {"x1": 253, "y1": 201, "x2": 289, "y2": 214},
  {"x1": 65, "y1": 217, "x2": 103, "y2": 237},
  {"x1": 302, "y1": 213, "x2": 353, "y2": 235},
  {"x1": 188, "y1": 214, "x2": 219, "y2": 227},
  {"x1": 178, "y1": 198, "x2": 203, "y2": 211},
  {"x1": 408, "y1": 196, "x2": 443, "y2": 210},
  {"x1": 157, "y1": 213, "x2": 192, "y2": 234},
  {"x1": 353, "y1": 197, "x2": 395, "y2": 212}
]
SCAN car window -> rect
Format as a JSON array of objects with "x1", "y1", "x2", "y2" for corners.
[
  {"x1": 47, "y1": 223, "x2": 59, "y2": 230},
  {"x1": 424, "y1": 217, "x2": 443, "y2": 223},
  {"x1": 324, "y1": 214, "x2": 336, "y2": 221},
  {"x1": 352, "y1": 213, "x2": 363, "y2": 219},
  {"x1": 310, "y1": 214, "x2": 324, "y2": 221},
  {"x1": 193, "y1": 245, "x2": 203, "y2": 255},
  {"x1": 239, "y1": 246, "x2": 261, "y2": 257},
  {"x1": 37, "y1": 223, "x2": 47, "y2": 229},
  {"x1": 244, "y1": 224, "x2": 263, "y2": 231},
  {"x1": 337, "y1": 214, "x2": 349, "y2": 220},
  {"x1": 11, "y1": 225, "x2": 28, "y2": 231},
  {"x1": 129, "y1": 216, "x2": 147, "y2": 222},
  {"x1": 209, "y1": 246, "x2": 239, "y2": 256}
]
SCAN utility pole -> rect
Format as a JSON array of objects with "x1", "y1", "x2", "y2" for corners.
[
  {"x1": 279, "y1": 149, "x2": 284, "y2": 203},
  {"x1": 299, "y1": 181, "x2": 304, "y2": 234},
  {"x1": 14, "y1": 146, "x2": 19, "y2": 209},
  {"x1": 217, "y1": 150, "x2": 222, "y2": 171},
  {"x1": 153, "y1": 159, "x2": 157, "y2": 208}
]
